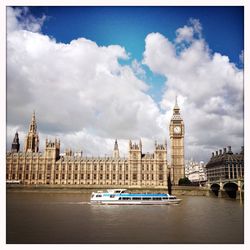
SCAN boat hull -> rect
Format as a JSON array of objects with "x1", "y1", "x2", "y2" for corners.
[{"x1": 91, "y1": 199, "x2": 182, "y2": 205}]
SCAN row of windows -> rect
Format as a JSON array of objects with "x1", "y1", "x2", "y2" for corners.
[
  {"x1": 24, "y1": 181, "x2": 163, "y2": 186},
  {"x1": 207, "y1": 167, "x2": 244, "y2": 179},
  {"x1": 7, "y1": 159, "x2": 50, "y2": 163},
  {"x1": 119, "y1": 197, "x2": 176, "y2": 201},
  {"x1": 8, "y1": 173, "x2": 165, "y2": 181},
  {"x1": 7, "y1": 164, "x2": 166, "y2": 172}
]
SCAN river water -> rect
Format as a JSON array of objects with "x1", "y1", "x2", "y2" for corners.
[{"x1": 6, "y1": 191, "x2": 244, "y2": 244}]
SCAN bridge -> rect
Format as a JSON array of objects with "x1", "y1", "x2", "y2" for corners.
[{"x1": 207, "y1": 178, "x2": 244, "y2": 199}]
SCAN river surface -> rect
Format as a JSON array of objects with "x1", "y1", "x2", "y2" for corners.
[{"x1": 6, "y1": 191, "x2": 244, "y2": 244}]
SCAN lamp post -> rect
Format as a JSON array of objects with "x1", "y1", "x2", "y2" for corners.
[{"x1": 167, "y1": 171, "x2": 172, "y2": 195}]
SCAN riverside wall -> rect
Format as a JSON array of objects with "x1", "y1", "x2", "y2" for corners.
[
  {"x1": 6, "y1": 184, "x2": 209, "y2": 196},
  {"x1": 6, "y1": 184, "x2": 244, "y2": 200}
]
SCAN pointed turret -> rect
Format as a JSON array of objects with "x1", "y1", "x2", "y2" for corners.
[
  {"x1": 171, "y1": 96, "x2": 182, "y2": 121},
  {"x1": 114, "y1": 139, "x2": 118, "y2": 150},
  {"x1": 139, "y1": 139, "x2": 142, "y2": 150},
  {"x1": 113, "y1": 139, "x2": 120, "y2": 158},
  {"x1": 129, "y1": 139, "x2": 132, "y2": 149},
  {"x1": 173, "y1": 95, "x2": 180, "y2": 113},
  {"x1": 11, "y1": 131, "x2": 20, "y2": 153}
]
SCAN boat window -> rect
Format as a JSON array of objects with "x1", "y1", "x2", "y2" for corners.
[
  {"x1": 119, "y1": 197, "x2": 121, "y2": 200},
  {"x1": 96, "y1": 194, "x2": 102, "y2": 198},
  {"x1": 132, "y1": 197, "x2": 141, "y2": 200},
  {"x1": 142, "y1": 197, "x2": 151, "y2": 200},
  {"x1": 153, "y1": 197, "x2": 161, "y2": 200},
  {"x1": 122, "y1": 197, "x2": 131, "y2": 200},
  {"x1": 169, "y1": 197, "x2": 176, "y2": 200},
  {"x1": 110, "y1": 195, "x2": 115, "y2": 198}
]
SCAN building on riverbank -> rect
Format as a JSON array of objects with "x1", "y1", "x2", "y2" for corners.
[
  {"x1": 7, "y1": 138, "x2": 168, "y2": 187},
  {"x1": 185, "y1": 159, "x2": 207, "y2": 184},
  {"x1": 205, "y1": 146, "x2": 244, "y2": 199},
  {"x1": 6, "y1": 100, "x2": 185, "y2": 187},
  {"x1": 206, "y1": 146, "x2": 244, "y2": 182}
]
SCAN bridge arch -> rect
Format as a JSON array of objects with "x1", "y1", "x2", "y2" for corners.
[
  {"x1": 223, "y1": 182, "x2": 238, "y2": 198},
  {"x1": 210, "y1": 183, "x2": 220, "y2": 196}
]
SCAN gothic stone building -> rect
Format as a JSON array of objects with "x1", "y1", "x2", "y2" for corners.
[{"x1": 7, "y1": 100, "x2": 185, "y2": 187}]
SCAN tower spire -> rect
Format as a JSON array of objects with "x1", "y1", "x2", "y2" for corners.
[
  {"x1": 173, "y1": 95, "x2": 180, "y2": 113},
  {"x1": 113, "y1": 139, "x2": 119, "y2": 158},
  {"x1": 171, "y1": 95, "x2": 182, "y2": 120},
  {"x1": 114, "y1": 139, "x2": 118, "y2": 150},
  {"x1": 29, "y1": 110, "x2": 37, "y2": 133},
  {"x1": 24, "y1": 111, "x2": 39, "y2": 152},
  {"x1": 32, "y1": 110, "x2": 35, "y2": 121},
  {"x1": 11, "y1": 131, "x2": 20, "y2": 153}
]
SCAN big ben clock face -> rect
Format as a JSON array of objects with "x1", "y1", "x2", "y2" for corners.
[{"x1": 174, "y1": 126, "x2": 181, "y2": 134}]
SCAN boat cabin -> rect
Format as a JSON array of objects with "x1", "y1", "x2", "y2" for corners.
[{"x1": 107, "y1": 189, "x2": 127, "y2": 194}]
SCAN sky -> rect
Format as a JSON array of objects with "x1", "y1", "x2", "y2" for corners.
[{"x1": 6, "y1": 6, "x2": 244, "y2": 162}]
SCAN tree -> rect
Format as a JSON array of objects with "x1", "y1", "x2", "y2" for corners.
[{"x1": 178, "y1": 177, "x2": 192, "y2": 186}]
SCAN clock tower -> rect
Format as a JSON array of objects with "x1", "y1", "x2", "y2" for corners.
[{"x1": 169, "y1": 96, "x2": 185, "y2": 185}]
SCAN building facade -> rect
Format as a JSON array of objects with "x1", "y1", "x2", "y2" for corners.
[
  {"x1": 7, "y1": 102, "x2": 185, "y2": 187},
  {"x1": 205, "y1": 146, "x2": 244, "y2": 183},
  {"x1": 185, "y1": 159, "x2": 207, "y2": 183}
]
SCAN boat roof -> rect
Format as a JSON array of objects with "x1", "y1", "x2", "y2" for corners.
[
  {"x1": 107, "y1": 189, "x2": 127, "y2": 193},
  {"x1": 94, "y1": 189, "x2": 175, "y2": 197},
  {"x1": 102, "y1": 193, "x2": 172, "y2": 197}
]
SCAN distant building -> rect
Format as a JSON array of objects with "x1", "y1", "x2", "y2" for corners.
[
  {"x1": 185, "y1": 159, "x2": 207, "y2": 183},
  {"x1": 205, "y1": 146, "x2": 244, "y2": 182}
]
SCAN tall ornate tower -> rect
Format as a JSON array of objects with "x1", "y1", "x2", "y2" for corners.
[
  {"x1": 24, "y1": 111, "x2": 39, "y2": 152},
  {"x1": 128, "y1": 140, "x2": 142, "y2": 186},
  {"x1": 45, "y1": 138, "x2": 60, "y2": 160},
  {"x1": 128, "y1": 140, "x2": 142, "y2": 161},
  {"x1": 113, "y1": 139, "x2": 120, "y2": 158},
  {"x1": 11, "y1": 132, "x2": 20, "y2": 153},
  {"x1": 169, "y1": 96, "x2": 185, "y2": 185}
]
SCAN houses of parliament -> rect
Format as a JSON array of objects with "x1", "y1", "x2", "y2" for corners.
[{"x1": 6, "y1": 99, "x2": 185, "y2": 187}]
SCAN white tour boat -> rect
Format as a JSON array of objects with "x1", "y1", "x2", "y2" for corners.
[{"x1": 90, "y1": 189, "x2": 181, "y2": 205}]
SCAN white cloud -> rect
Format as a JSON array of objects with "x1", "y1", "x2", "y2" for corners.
[
  {"x1": 189, "y1": 18, "x2": 202, "y2": 36},
  {"x1": 7, "y1": 7, "x2": 46, "y2": 33},
  {"x1": 175, "y1": 25, "x2": 194, "y2": 44},
  {"x1": 131, "y1": 59, "x2": 146, "y2": 79},
  {"x1": 7, "y1": 7, "x2": 165, "y2": 157},
  {"x1": 7, "y1": 9, "x2": 243, "y2": 162},
  {"x1": 143, "y1": 19, "x2": 243, "y2": 161},
  {"x1": 175, "y1": 18, "x2": 202, "y2": 44}
]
